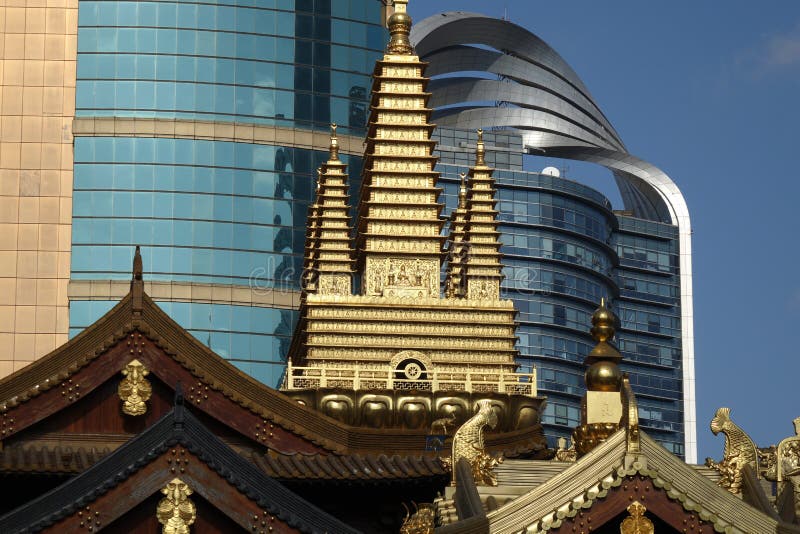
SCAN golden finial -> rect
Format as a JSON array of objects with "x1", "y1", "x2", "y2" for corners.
[
  {"x1": 386, "y1": 0, "x2": 413, "y2": 54},
  {"x1": 458, "y1": 172, "x2": 468, "y2": 209},
  {"x1": 590, "y1": 296, "x2": 615, "y2": 343},
  {"x1": 475, "y1": 129, "x2": 485, "y2": 166},
  {"x1": 585, "y1": 297, "x2": 622, "y2": 391},
  {"x1": 328, "y1": 123, "x2": 339, "y2": 161}
]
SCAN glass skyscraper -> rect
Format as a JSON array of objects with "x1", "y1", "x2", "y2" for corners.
[
  {"x1": 432, "y1": 128, "x2": 685, "y2": 457},
  {"x1": 68, "y1": 0, "x2": 387, "y2": 385}
]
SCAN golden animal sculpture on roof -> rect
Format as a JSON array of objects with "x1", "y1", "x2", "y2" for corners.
[
  {"x1": 704, "y1": 407, "x2": 758, "y2": 494},
  {"x1": 764, "y1": 417, "x2": 800, "y2": 518},
  {"x1": 451, "y1": 400, "x2": 502, "y2": 486},
  {"x1": 399, "y1": 502, "x2": 435, "y2": 534}
]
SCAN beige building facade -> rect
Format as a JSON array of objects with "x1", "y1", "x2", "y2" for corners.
[{"x1": 0, "y1": 0, "x2": 77, "y2": 375}]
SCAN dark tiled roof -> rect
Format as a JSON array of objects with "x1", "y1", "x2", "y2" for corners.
[
  {"x1": 252, "y1": 452, "x2": 447, "y2": 481},
  {"x1": 0, "y1": 401, "x2": 360, "y2": 534},
  {"x1": 0, "y1": 445, "x2": 111, "y2": 473}
]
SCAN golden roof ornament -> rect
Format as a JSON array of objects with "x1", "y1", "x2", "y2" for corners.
[
  {"x1": 118, "y1": 359, "x2": 152, "y2": 416},
  {"x1": 386, "y1": 0, "x2": 413, "y2": 55},
  {"x1": 458, "y1": 171, "x2": 468, "y2": 209},
  {"x1": 619, "y1": 501, "x2": 654, "y2": 534},
  {"x1": 156, "y1": 478, "x2": 196, "y2": 534},
  {"x1": 450, "y1": 400, "x2": 503, "y2": 486},
  {"x1": 704, "y1": 407, "x2": 758, "y2": 494},
  {"x1": 475, "y1": 129, "x2": 486, "y2": 167},
  {"x1": 572, "y1": 298, "x2": 625, "y2": 456},
  {"x1": 328, "y1": 123, "x2": 339, "y2": 162},
  {"x1": 585, "y1": 297, "x2": 623, "y2": 392},
  {"x1": 771, "y1": 417, "x2": 800, "y2": 482},
  {"x1": 400, "y1": 502, "x2": 435, "y2": 534}
]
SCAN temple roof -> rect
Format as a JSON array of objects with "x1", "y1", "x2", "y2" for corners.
[
  {"x1": 0, "y1": 289, "x2": 351, "y2": 454},
  {"x1": 253, "y1": 452, "x2": 447, "y2": 483},
  {"x1": 441, "y1": 429, "x2": 798, "y2": 534},
  {"x1": 0, "y1": 441, "x2": 449, "y2": 483},
  {"x1": 0, "y1": 277, "x2": 536, "y2": 459},
  {"x1": 0, "y1": 401, "x2": 359, "y2": 534}
]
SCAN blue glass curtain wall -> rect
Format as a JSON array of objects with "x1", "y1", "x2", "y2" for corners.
[
  {"x1": 71, "y1": 136, "x2": 362, "y2": 286},
  {"x1": 76, "y1": 0, "x2": 386, "y2": 133}
]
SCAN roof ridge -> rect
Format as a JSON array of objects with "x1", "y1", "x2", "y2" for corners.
[{"x1": 0, "y1": 406, "x2": 360, "y2": 534}]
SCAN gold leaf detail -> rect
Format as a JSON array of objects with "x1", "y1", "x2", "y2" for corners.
[
  {"x1": 157, "y1": 478, "x2": 196, "y2": 534},
  {"x1": 619, "y1": 501, "x2": 654, "y2": 534},
  {"x1": 118, "y1": 359, "x2": 152, "y2": 416}
]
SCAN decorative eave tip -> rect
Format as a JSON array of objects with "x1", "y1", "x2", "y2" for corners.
[
  {"x1": 132, "y1": 245, "x2": 143, "y2": 281},
  {"x1": 328, "y1": 123, "x2": 339, "y2": 162},
  {"x1": 386, "y1": 0, "x2": 413, "y2": 55},
  {"x1": 131, "y1": 245, "x2": 144, "y2": 314}
]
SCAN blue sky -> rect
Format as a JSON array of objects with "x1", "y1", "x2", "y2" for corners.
[{"x1": 410, "y1": 1, "x2": 800, "y2": 461}]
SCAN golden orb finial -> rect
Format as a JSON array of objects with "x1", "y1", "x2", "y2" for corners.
[
  {"x1": 475, "y1": 129, "x2": 486, "y2": 166},
  {"x1": 585, "y1": 297, "x2": 622, "y2": 391},
  {"x1": 328, "y1": 123, "x2": 339, "y2": 162},
  {"x1": 386, "y1": 0, "x2": 413, "y2": 55},
  {"x1": 590, "y1": 297, "x2": 616, "y2": 343}
]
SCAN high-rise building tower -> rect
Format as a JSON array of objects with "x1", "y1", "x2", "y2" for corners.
[
  {"x1": 59, "y1": 0, "x2": 388, "y2": 386},
  {"x1": 0, "y1": 0, "x2": 78, "y2": 375},
  {"x1": 412, "y1": 13, "x2": 695, "y2": 461}
]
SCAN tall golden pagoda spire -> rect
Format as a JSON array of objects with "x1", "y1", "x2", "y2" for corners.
[
  {"x1": 572, "y1": 298, "x2": 625, "y2": 456},
  {"x1": 355, "y1": 0, "x2": 444, "y2": 298},
  {"x1": 444, "y1": 173, "x2": 469, "y2": 299},
  {"x1": 308, "y1": 124, "x2": 355, "y2": 296},
  {"x1": 464, "y1": 130, "x2": 504, "y2": 300},
  {"x1": 284, "y1": 0, "x2": 529, "y2": 394}
]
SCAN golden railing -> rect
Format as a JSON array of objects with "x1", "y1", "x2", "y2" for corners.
[{"x1": 282, "y1": 362, "x2": 536, "y2": 396}]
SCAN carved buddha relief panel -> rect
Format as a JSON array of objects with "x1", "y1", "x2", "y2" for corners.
[{"x1": 364, "y1": 257, "x2": 439, "y2": 297}]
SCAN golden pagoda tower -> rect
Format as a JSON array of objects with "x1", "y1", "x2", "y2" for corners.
[
  {"x1": 444, "y1": 173, "x2": 468, "y2": 299},
  {"x1": 463, "y1": 130, "x2": 504, "y2": 300},
  {"x1": 303, "y1": 125, "x2": 356, "y2": 297},
  {"x1": 284, "y1": 0, "x2": 531, "y2": 393}
]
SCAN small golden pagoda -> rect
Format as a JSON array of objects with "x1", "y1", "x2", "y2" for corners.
[{"x1": 284, "y1": 0, "x2": 530, "y2": 395}]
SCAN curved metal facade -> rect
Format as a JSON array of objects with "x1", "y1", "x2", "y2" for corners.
[{"x1": 413, "y1": 12, "x2": 696, "y2": 461}]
